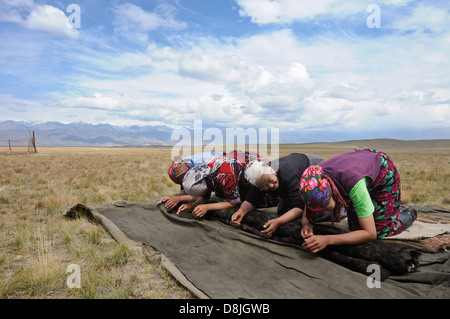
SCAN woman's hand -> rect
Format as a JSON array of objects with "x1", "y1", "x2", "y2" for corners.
[
  {"x1": 177, "y1": 204, "x2": 193, "y2": 215},
  {"x1": 302, "y1": 235, "x2": 329, "y2": 253},
  {"x1": 301, "y1": 223, "x2": 330, "y2": 253},
  {"x1": 157, "y1": 196, "x2": 172, "y2": 205},
  {"x1": 164, "y1": 196, "x2": 181, "y2": 209},
  {"x1": 301, "y1": 224, "x2": 314, "y2": 239},
  {"x1": 192, "y1": 204, "x2": 208, "y2": 218},
  {"x1": 231, "y1": 209, "x2": 247, "y2": 226},
  {"x1": 260, "y1": 219, "x2": 280, "y2": 238}
]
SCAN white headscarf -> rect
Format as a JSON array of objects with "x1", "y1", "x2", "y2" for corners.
[{"x1": 244, "y1": 160, "x2": 276, "y2": 188}]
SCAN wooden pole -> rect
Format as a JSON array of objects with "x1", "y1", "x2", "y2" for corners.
[
  {"x1": 32, "y1": 130, "x2": 37, "y2": 153},
  {"x1": 8, "y1": 139, "x2": 12, "y2": 154}
]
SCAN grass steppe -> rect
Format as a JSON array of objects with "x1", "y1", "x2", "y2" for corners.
[{"x1": 0, "y1": 140, "x2": 449, "y2": 298}]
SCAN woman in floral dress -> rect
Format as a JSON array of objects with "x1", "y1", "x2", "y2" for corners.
[{"x1": 299, "y1": 149, "x2": 417, "y2": 253}]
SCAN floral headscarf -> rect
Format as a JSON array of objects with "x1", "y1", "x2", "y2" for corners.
[
  {"x1": 168, "y1": 156, "x2": 190, "y2": 185},
  {"x1": 299, "y1": 165, "x2": 332, "y2": 212}
]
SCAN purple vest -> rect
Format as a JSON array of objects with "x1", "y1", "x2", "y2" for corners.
[{"x1": 319, "y1": 151, "x2": 381, "y2": 198}]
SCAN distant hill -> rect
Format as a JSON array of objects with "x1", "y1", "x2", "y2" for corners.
[{"x1": 290, "y1": 138, "x2": 450, "y2": 150}]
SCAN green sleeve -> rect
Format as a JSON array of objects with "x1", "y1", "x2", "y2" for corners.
[{"x1": 349, "y1": 178, "x2": 374, "y2": 219}]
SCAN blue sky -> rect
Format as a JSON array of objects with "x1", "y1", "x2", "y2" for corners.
[{"x1": 0, "y1": 0, "x2": 449, "y2": 142}]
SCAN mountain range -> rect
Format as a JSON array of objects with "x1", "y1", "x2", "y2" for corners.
[
  {"x1": 0, "y1": 120, "x2": 288, "y2": 146},
  {"x1": 0, "y1": 121, "x2": 174, "y2": 146},
  {"x1": 1, "y1": 120, "x2": 449, "y2": 148}
]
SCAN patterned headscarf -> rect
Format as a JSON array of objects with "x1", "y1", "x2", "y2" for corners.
[
  {"x1": 299, "y1": 165, "x2": 332, "y2": 212},
  {"x1": 168, "y1": 156, "x2": 190, "y2": 185},
  {"x1": 182, "y1": 162, "x2": 211, "y2": 196}
]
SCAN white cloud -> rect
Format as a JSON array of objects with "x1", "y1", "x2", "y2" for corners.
[
  {"x1": 236, "y1": 0, "x2": 342, "y2": 24},
  {"x1": 390, "y1": 3, "x2": 449, "y2": 33},
  {"x1": 178, "y1": 48, "x2": 313, "y2": 102},
  {"x1": 146, "y1": 43, "x2": 182, "y2": 62},
  {"x1": 430, "y1": 88, "x2": 450, "y2": 103},
  {"x1": 0, "y1": 0, "x2": 34, "y2": 23},
  {"x1": 24, "y1": 5, "x2": 79, "y2": 38},
  {"x1": 59, "y1": 45, "x2": 305, "y2": 127},
  {"x1": 51, "y1": 21, "x2": 450, "y2": 134},
  {"x1": 113, "y1": 2, "x2": 187, "y2": 37},
  {"x1": 0, "y1": 1, "x2": 79, "y2": 38},
  {"x1": 62, "y1": 93, "x2": 121, "y2": 110},
  {"x1": 384, "y1": 0, "x2": 413, "y2": 5},
  {"x1": 301, "y1": 90, "x2": 355, "y2": 126},
  {"x1": 235, "y1": 0, "x2": 419, "y2": 25}
]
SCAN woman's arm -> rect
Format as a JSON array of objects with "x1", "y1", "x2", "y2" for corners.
[
  {"x1": 302, "y1": 178, "x2": 378, "y2": 253},
  {"x1": 176, "y1": 195, "x2": 207, "y2": 214},
  {"x1": 302, "y1": 215, "x2": 377, "y2": 253},
  {"x1": 192, "y1": 201, "x2": 236, "y2": 218},
  {"x1": 301, "y1": 210, "x2": 314, "y2": 239},
  {"x1": 260, "y1": 207, "x2": 303, "y2": 237},
  {"x1": 159, "y1": 194, "x2": 198, "y2": 209},
  {"x1": 231, "y1": 200, "x2": 256, "y2": 226},
  {"x1": 175, "y1": 194, "x2": 198, "y2": 202}
]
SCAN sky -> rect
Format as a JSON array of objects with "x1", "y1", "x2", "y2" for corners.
[{"x1": 0, "y1": 0, "x2": 449, "y2": 142}]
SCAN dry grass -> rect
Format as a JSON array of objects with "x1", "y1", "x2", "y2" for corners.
[
  {"x1": 0, "y1": 146, "x2": 192, "y2": 299},
  {"x1": 0, "y1": 143, "x2": 449, "y2": 298}
]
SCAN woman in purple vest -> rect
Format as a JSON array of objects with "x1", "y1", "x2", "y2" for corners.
[{"x1": 299, "y1": 149, "x2": 417, "y2": 253}]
